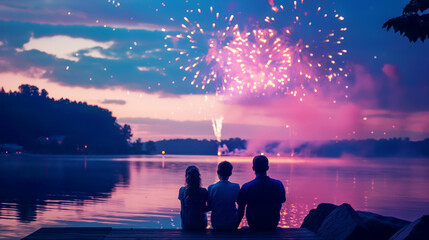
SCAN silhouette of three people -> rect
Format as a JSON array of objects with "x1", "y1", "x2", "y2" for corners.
[{"x1": 178, "y1": 155, "x2": 286, "y2": 231}]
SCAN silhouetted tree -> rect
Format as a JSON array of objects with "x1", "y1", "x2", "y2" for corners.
[
  {"x1": 19, "y1": 84, "x2": 39, "y2": 96},
  {"x1": 40, "y1": 89, "x2": 49, "y2": 98},
  {"x1": 130, "y1": 138, "x2": 144, "y2": 153},
  {"x1": 0, "y1": 84, "x2": 134, "y2": 154},
  {"x1": 121, "y1": 124, "x2": 133, "y2": 143},
  {"x1": 383, "y1": 0, "x2": 429, "y2": 42},
  {"x1": 145, "y1": 141, "x2": 156, "y2": 154}
]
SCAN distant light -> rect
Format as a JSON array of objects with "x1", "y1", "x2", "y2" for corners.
[
  {"x1": 84, "y1": 145, "x2": 87, "y2": 148},
  {"x1": 261, "y1": 152, "x2": 264, "y2": 156},
  {"x1": 161, "y1": 150, "x2": 165, "y2": 155},
  {"x1": 363, "y1": 117, "x2": 368, "y2": 121}
]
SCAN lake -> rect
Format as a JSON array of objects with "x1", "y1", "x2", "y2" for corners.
[{"x1": 0, "y1": 154, "x2": 429, "y2": 239}]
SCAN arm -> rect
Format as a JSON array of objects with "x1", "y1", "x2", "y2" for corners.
[
  {"x1": 236, "y1": 186, "x2": 246, "y2": 227},
  {"x1": 237, "y1": 202, "x2": 246, "y2": 226},
  {"x1": 279, "y1": 181, "x2": 286, "y2": 203},
  {"x1": 206, "y1": 186, "x2": 212, "y2": 212},
  {"x1": 203, "y1": 188, "x2": 210, "y2": 212}
]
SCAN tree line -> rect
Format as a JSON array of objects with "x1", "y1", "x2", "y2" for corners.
[{"x1": 0, "y1": 84, "x2": 133, "y2": 154}]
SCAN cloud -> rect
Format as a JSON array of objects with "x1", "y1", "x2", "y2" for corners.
[
  {"x1": 119, "y1": 117, "x2": 214, "y2": 140},
  {"x1": 83, "y1": 48, "x2": 119, "y2": 60},
  {"x1": 19, "y1": 35, "x2": 115, "y2": 61},
  {"x1": 382, "y1": 64, "x2": 400, "y2": 81},
  {"x1": 101, "y1": 99, "x2": 126, "y2": 105},
  {"x1": 137, "y1": 66, "x2": 157, "y2": 72},
  {"x1": 0, "y1": 20, "x2": 204, "y2": 94},
  {"x1": 118, "y1": 117, "x2": 288, "y2": 141}
]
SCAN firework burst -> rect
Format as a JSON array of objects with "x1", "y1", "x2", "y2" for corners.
[
  {"x1": 165, "y1": 0, "x2": 349, "y2": 99},
  {"x1": 164, "y1": 3, "x2": 239, "y2": 91}
]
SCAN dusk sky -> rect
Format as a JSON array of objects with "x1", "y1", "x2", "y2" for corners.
[{"x1": 0, "y1": 0, "x2": 428, "y2": 142}]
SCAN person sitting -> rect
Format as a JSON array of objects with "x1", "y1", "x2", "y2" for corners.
[
  {"x1": 237, "y1": 155, "x2": 286, "y2": 231},
  {"x1": 178, "y1": 165, "x2": 208, "y2": 231},
  {"x1": 208, "y1": 161, "x2": 240, "y2": 230}
]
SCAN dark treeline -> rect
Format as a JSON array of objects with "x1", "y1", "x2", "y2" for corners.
[
  {"x1": 0, "y1": 84, "x2": 132, "y2": 154},
  {"x1": 144, "y1": 138, "x2": 247, "y2": 155},
  {"x1": 143, "y1": 138, "x2": 429, "y2": 157},
  {"x1": 264, "y1": 138, "x2": 429, "y2": 158}
]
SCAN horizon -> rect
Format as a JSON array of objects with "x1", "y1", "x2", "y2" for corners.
[{"x1": 1, "y1": 0, "x2": 428, "y2": 143}]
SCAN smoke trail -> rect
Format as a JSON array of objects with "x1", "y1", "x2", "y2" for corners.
[{"x1": 211, "y1": 116, "x2": 223, "y2": 142}]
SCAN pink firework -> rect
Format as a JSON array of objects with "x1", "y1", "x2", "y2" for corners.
[
  {"x1": 165, "y1": 0, "x2": 349, "y2": 100},
  {"x1": 165, "y1": 4, "x2": 239, "y2": 91}
]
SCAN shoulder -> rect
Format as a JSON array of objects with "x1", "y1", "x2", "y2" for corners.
[
  {"x1": 270, "y1": 178, "x2": 285, "y2": 187},
  {"x1": 178, "y1": 186, "x2": 186, "y2": 199},
  {"x1": 208, "y1": 183, "x2": 217, "y2": 190},
  {"x1": 200, "y1": 187, "x2": 208, "y2": 194},
  {"x1": 231, "y1": 182, "x2": 240, "y2": 189},
  {"x1": 241, "y1": 180, "x2": 252, "y2": 190}
]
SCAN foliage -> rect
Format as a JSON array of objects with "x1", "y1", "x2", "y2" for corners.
[
  {"x1": 0, "y1": 84, "x2": 133, "y2": 154},
  {"x1": 145, "y1": 140, "x2": 157, "y2": 154},
  {"x1": 383, "y1": 0, "x2": 429, "y2": 42},
  {"x1": 146, "y1": 138, "x2": 247, "y2": 155}
]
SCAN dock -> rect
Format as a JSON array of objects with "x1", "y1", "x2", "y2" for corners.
[{"x1": 23, "y1": 227, "x2": 320, "y2": 240}]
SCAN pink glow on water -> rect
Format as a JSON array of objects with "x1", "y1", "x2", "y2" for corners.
[{"x1": 1, "y1": 155, "x2": 429, "y2": 239}]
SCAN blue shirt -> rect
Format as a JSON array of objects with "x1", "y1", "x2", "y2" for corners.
[
  {"x1": 237, "y1": 176, "x2": 286, "y2": 230},
  {"x1": 208, "y1": 180, "x2": 240, "y2": 230},
  {"x1": 178, "y1": 186, "x2": 208, "y2": 230}
]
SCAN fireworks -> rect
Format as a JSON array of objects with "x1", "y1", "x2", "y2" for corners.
[
  {"x1": 165, "y1": 4, "x2": 238, "y2": 92},
  {"x1": 211, "y1": 116, "x2": 223, "y2": 143},
  {"x1": 165, "y1": 0, "x2": 349, "y2": 99}
]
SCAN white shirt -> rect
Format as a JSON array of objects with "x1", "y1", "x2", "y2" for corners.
[{"x1": 208, "y1": 180, "x2": 240, "y2": 230}]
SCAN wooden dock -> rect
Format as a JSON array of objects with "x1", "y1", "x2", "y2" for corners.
[{"x1": 23, "y1": 227, "x2": 320, "y2": 240}]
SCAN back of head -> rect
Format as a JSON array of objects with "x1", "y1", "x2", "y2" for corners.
[
  {"x1": 217, "y1": 161, "x2": 233, "y2": 178},
  {"x1": 185, "y1": 165, "x2": 201, "y2": 190},
  {"x1": 253, "y1": 155, "x2": 269, "y2": 174}
]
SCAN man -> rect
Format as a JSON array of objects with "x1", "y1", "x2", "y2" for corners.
[
  {"x1": 237, "y1": 155, "x2": 286, "y2": 231},
  {"x1": 208, "y1": 161, "x2": 240, "y2": 230}
]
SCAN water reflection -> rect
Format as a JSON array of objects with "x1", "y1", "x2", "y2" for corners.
[
  {"x1": 0, "y1": 155, "x2": 428, "y2": 239},
  {"x1": 0, "y1": 155, "x2": 129, "y2": 223}
]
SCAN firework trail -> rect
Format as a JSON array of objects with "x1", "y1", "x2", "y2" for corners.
[
  {"x1": 211, "y1": 116, "x2": 223, "y2": 143},
  {"x1": 165, "y1": 0, "x2": 349, "y2": 100}
]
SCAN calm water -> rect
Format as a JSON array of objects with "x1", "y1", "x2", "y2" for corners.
[{"x1": 0, "y1": 154, "x2": 429, "y2": 239}]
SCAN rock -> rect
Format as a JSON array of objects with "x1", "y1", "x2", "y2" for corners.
[
  {"x1": 317, "y1": 203, "x2": 370, "y2": 240},
  {"x1": 390, "y1": 215, "x2": 429, "y2": 240},
  {"x1": 357, "y1": 211, "x2": 410, "y2": 240},
  {"x1": 301, "y1": 203, "x2": 337, "y2": 233}
]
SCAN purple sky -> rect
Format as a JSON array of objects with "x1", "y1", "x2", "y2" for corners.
[{"x1": 0, "y1": 0, "x2": 428, "y2": 141}]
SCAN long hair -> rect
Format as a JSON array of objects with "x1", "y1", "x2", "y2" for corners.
[{"x1": 184, "y1": 165, "x2": 201, "y2": 200}]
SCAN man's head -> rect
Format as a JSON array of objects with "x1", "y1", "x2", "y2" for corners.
[
  {"x1": 252, "y1": 155, "x2": 269, "y2": 175},
  {"x1": 217, "y1": 161, "x2": 233, "y2": 180}
]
